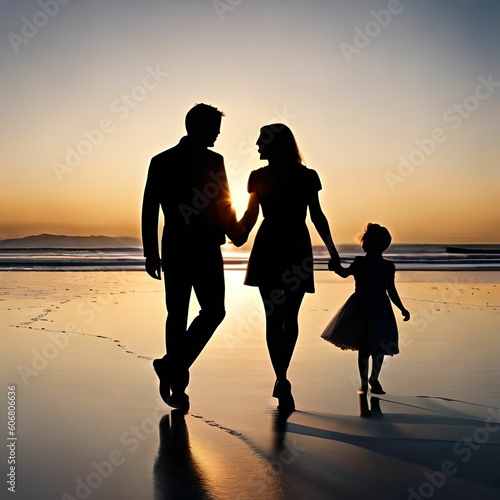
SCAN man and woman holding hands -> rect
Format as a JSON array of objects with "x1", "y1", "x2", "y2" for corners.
[{"x1": 142, "y1": 103, "x2": 409, "y2": 414}]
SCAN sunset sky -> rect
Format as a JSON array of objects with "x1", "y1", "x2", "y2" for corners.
[{"x1": 1, "y1": 0, "x2": 499, "y2": 245}]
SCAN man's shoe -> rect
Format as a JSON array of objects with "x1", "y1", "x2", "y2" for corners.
[
  {"x1": 169, "y1": 392, "x2": 190, "y2": 411},
  {"x1": 153, "y1": 358, "x2": 171, "y2": 405}
]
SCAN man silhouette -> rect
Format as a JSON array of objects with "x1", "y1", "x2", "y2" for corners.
[{"x1": 142, "y1": 103, "x2": 246, "y2": 409}]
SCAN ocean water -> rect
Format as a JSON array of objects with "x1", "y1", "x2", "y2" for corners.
[{"x1": 0, "y1": 244, "x2": 499, "y2": 271}]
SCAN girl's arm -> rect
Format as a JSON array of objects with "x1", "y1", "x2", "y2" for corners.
[
  {"x1": 387, "y1": 270, "x2": 410, "y2": 321},
  {"x1": 329, "y1": 256, "x2": 358, "y2": 278},
  {"x1": 308, "y1": 192, "x2": 340, "y2": 268}
]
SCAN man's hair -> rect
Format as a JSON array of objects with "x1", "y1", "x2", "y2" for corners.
[{"x1": 185, "y1": 103, "x2": 224, "y2": 135}]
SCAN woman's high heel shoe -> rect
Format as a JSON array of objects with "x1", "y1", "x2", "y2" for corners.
[{"x1": 273, "y1": 380, "x2": 295, "y2": 413}]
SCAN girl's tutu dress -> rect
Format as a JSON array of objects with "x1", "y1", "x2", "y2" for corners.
[{"x1": 321, "y1": 256, "x2": 399, "y2": 355}]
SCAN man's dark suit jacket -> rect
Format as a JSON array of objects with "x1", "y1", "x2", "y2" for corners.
[{"x1": 142, "y1": 136, "x2": 242, "y2": 260}]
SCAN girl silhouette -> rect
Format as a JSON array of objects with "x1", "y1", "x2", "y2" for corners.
[
  {"x1": 242, "y1": 124, "x2": 340, "y2": 413},
  {"x1": 322, "y1": 223, "x2": 410, "y2": 395}
]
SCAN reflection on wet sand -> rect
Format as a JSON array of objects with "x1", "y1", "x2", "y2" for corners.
[
  {"x1": 154, "y1": 411, "x2": 212, "y2": 500},
  {"x1": 358, "y1": 392, "x2": 383, "y2": 417}
]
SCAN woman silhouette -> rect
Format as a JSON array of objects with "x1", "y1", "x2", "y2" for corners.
[{"x1": 241, "y1": 124, "x2": 340, "y2": 413}]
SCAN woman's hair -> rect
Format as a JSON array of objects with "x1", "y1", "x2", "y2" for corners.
[
  {"x1": 259, "y1": 123, "x2": 303, "y2": 164},
  {"x1": 361, "y1": 223, "x2": 392, "y2": 253}
]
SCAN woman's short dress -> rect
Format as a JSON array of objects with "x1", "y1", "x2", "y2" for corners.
[
  {"x1": 321, "y1": 256, "x2": 399, "y2": 355},
  {"x1": 244, "y1": 164, "x2": 322, "y2": 293}
]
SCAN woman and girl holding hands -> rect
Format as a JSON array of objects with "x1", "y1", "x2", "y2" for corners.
[{"x1": 143, "y1": 103, "x2": 410, "y2": 414}]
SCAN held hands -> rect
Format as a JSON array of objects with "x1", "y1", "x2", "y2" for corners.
[
  {"x1": 327, "y1": 256, "x2": 342, "y2": 273},
  {"x1": 230, "y1": 227, "x2": 248, "y2": 248},
  {"x1": 145, "y1": 256, "x2": 161, "y2": 280},
  {"x1": 328, "y1": 256, "x2": 349, "y2": 278},
  {"x1": 228, "y1": 218, "x2": 249, "y2": 248},
  {"x1": 401, "y1": 308, "x2": 410, "y2": 322}
]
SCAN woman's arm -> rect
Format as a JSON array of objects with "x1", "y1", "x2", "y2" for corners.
[
  {"x1": 331, "y1": 262, "x2": 352, "y2": 278},
  {"x1": 239, "y1": 192, "x2": 259, "y2": 235},
  {"x1": 308, "y1": 192, "x2": 340, "y2": 267}
]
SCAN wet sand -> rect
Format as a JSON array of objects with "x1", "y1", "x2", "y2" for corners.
[{"x1": 1, "y1": 270, "x2": 500, "y2": 499}]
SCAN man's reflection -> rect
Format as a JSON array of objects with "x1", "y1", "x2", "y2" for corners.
[{"x1": 153, "y1": 411, "x2": 211, "y2": 499}]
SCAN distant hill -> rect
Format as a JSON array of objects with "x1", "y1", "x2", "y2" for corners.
[{"x1": 0, "y1": 234, "x2": 142, "y2": 249}]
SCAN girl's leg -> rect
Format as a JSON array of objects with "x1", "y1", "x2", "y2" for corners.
[
  {"x1": 369, "y1": 353, "x2": 385, "y2": 382},
  {"x1": 358, "y1": 347, "x2": 370, "y2": 392},
  {"x1": 369, "y1": 351, "x2": 386, "y2": 394}
]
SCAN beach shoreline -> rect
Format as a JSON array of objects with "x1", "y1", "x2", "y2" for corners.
[
  {"x1": 1, "y1": 243, "x2": 500, "y2": 272},
  {"x1": 1, "y1": 270, "x2": 500, "y2": 499}
]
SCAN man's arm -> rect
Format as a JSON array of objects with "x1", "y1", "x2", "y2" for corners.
[
  {"x1": 204, "y1": 156, "x2": 247, "y2": 246},
  {"x1": 141, "y1": 159, "x2": 162, "y2": 280}
]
